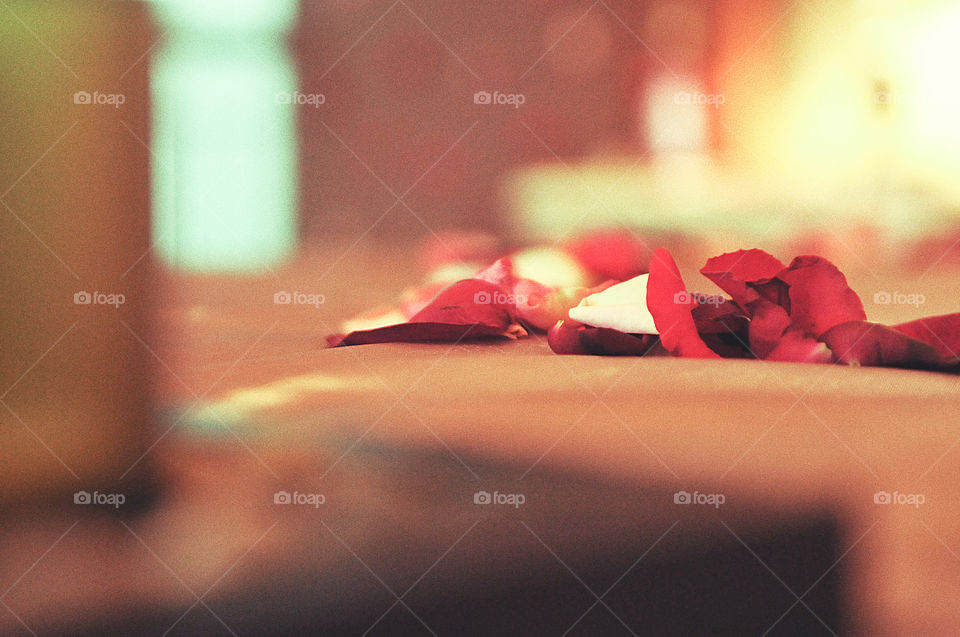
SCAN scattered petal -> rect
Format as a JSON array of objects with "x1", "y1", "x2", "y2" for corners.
[
  {"x1": 777, "y1": 255, "x2": 866, "y2": 336},
  {"x1": 327, "y1": 322, "x2": 521, "y2": 347},
  {"x1": 330, "y1": 279, "x2": 520, "y2": 347},
  {"x1": 646, "y1": 248, "x2": 720, "y2": 358},
  {"x1": 746, "y1": 300, "x2": 791, "y2": 359},
  {"x1": 547, "y1": 319, "x2": 660, "y2": 356},
  {"x1": 892, "y1": 313, "x2": 960, "y2": 359},
  {"x1": 700, "y1": 249, "x2": 786, "y2": 307},
  {"x1": 568, "y1": 273, "x2": 658, "y2": 334},
  {"x1": 765, "y1": 330, "x2": 833, "y2": 364},
  {"x1": 819, "y1": 321, "x2": 960, "y2": 371}
]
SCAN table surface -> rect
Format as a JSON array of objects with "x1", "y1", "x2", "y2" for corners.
[{"x1": 3, "y1": 245, "x2": 960, "y2": 636}]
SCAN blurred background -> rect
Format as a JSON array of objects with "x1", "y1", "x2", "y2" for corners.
[{"x1": 3, "y1": 1, "x2": 960, "y2": 635}]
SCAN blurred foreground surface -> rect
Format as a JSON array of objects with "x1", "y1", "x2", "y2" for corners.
[{"x1": 3, "y1": 242, "x2": 960, "y2": 635}]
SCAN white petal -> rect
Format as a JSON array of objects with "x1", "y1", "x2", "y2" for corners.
[{"x1": 567, "y1": 274, "x2": 658, "y2": 334}]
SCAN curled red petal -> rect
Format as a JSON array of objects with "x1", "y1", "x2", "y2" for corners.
[
  {"x1": 746, "y1": 300, "x2": 791, "y2": 359},
  {"x1": 700, "y1": 249, "x2": 786, "y2": 307},
  {"x1": 819, "y1": 321, "x2": 960, "y2": 372},
  {"x1": 547, "y1": 320, "x2": 590, "y2": 354},
  {"x1": 892, "y1": 313, "x2": 960, "y2": 360},
  {"x1": 764, "y1": 330, "x2": 833, "y2": 364},
  {"x1": 410, "y1": 279, "x2": 513, "y2": 325},
  {"x1": 646, "y1": 248, "x2": 720, "y2": 358},
  {"x1": 329, "y1": 279, "x2": 524, "y2": 347},
  {"x1": 328, "y1": 322, "x2": 522, "y2": 347},
  {"x1": 566, "y1": 230, "x2": 652, "y2": 281},
  {"x1": 777, "y1": 256, "x2": 866, "y2": 337}
]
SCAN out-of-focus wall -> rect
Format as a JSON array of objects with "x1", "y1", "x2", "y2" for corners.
[{"x1": 293, "y1": 0, "x2": 678, "y2": 241}]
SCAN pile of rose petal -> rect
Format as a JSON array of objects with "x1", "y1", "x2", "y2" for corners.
[{"x1": 327, "y1": 232, "x2": 960, "y2": 373}]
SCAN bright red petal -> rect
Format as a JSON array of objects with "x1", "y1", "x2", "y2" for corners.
[
  {"x1": 646, "y1": 248, "x2": 720, "y2": 358},
  {"x1": 777, "y1": 256, "x2": 866, "y2": 337},
  {"x1": 700, "y1": 249, "x2": 786, "y2": 307}
]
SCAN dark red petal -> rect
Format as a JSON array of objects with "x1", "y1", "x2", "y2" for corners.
[
  {"x1": 566, "y1": 230, "x2": 652, "y2": 281},
  {"x1": 328, "y1": 322, "x2": 519, "y2": 347},
  {"x1": 819, "y1": 321, "x2": 960, "y2": 371},
  {"x1": 646, "y1": 248, "x2": 720, "y2": 358},
  {"x1": 700, "y1": 249, "x2": 786, "y2": 307},
  {"x1": 577, "y1": 327, "x2": 661, "y2": 356},
  {"x1": 691, "y1": 300, "x2": 752, "y2": 358},
  {"x1": 892, "y1": 313, "x2": 960, "y2": 360},
  {"x1": 777, "y1": 256, "x2": 866, "y2": 337},
  {"x1": 547, "y1": 320, "x2": 661, "y2": 356},
  {"x1": 765, "y1": 330, "x2": 833, "y2": 364},
  {"x1": 691, "y1": 299, "x2": 748, "y2": 334},
  {"x1": 746, "y1": 300, "x2": 791, "y2": 359},
  {"x1": 547, "y1": 320, "x2": 590, "y2": 354}
]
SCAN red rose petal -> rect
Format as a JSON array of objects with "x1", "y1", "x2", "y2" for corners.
[
  {"x1": 746, "y1": 300, "x2": 792, "y2": 359},
  {"x1": 566, "y1": 230, "x2": 652, "y2": 281},
  {"x1": 646, "y1": 248, "x2": 720, "y2": 358},
  {"x1": 700, "y1": 249, "x2": 786, "y2": 307},
  {"x1": 547, "y1": 320, "x2": 660, "y2": 356},
  {"x1": 690, "y1": 299, "x2": 748, "y2": 334},
  {"x1": 777, "y1": 256, "x2": 866, "y2": 337},
  {"x1": 819, "y1": 321, "x2": 960, "y2": 371},
  {"x1": 547, "y1": 320, "x2": 590, "y2": 355},
  {"x1": 765, "y1": 329, "x2": 833, "y2": 364},
  {"x1": 892, "y1": 313, "x2": 960, "y2": 360},
  {"x1": 691, "y1": 300, "x2": 752, "y2": 358},
  {"x1": 329, "y1": 279, "x2": 523, "y2": 347},
  {"x1": 578, "y1": 326, "x2": 661, "y2": 356},
  {"x1": 410, "y1": 279, "x2": 513, "y2": 325},
  {"x1": 327, "y1": 322, "x2": 522, "y2": 347}
]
